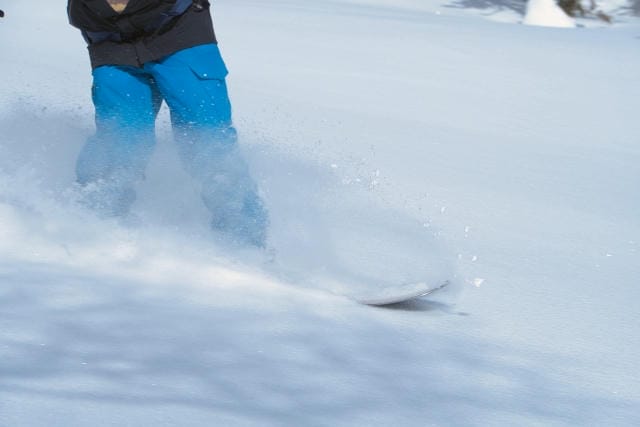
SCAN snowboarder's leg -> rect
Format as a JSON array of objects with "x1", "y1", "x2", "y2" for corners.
[
  {"x1": 147, "y1": 44, "x2": 268, "y2": 247},
  {"x1": 76, "y1": 65, "x2": 161, "y2": 217}
]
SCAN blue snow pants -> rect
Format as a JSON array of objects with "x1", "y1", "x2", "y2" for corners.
[{"x1": 76, "y1": 43, "x2": 268, "y2": 247}]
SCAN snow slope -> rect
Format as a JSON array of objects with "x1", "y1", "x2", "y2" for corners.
[{"x1": 1, "y1": 1, "x2": 639, "y2": 426}]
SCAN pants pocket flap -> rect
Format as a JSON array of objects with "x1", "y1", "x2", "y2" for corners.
[{"x1": 188, "y1": 45, "x2": 229, "y2": 80}]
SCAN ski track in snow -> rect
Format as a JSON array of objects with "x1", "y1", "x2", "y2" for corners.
[{"x1": 1, "y1": 0, "x2": 639, "y2": 426}]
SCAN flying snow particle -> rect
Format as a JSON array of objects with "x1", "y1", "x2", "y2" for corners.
[{"x1": 472, "y1": 278, "x2": 484, "y2": 287}]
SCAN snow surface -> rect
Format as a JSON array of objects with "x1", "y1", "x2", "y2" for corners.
[{"x1": 1, "y1": 0, "x2": 640, "y2": 426}]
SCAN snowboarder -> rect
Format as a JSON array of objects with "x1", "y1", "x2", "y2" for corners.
[{"x1": 67, "y1": 0, "x2": 268, "y2": 247}]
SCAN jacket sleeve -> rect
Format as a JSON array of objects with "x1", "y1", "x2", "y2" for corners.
[{"x1": 67, "y1": 0, "x2": 81, "y2": 28}]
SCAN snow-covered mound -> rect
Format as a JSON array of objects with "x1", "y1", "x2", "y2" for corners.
[
  {"x1": 1, "y1": 1, "x2": 639, "y2": 426},
  {"x1": 523, "y1": 0, "x2": 577, "y2": 27}
]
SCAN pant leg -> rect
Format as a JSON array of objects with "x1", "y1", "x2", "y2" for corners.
[
  {"x1": 76, "y1": 65, "x2": 161, "y2": 217},
  {"x1": 146, "y1": 44, "x2": 268, "y2": 247}
]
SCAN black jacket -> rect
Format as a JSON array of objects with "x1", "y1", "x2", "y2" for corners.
[{"x1": 67, "y1": 0, "x2": 217, "y2": 69}]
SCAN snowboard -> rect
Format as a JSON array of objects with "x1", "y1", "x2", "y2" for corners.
[{"x1": 351, "y1": 280, "x2": 450, "y2": 306}]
